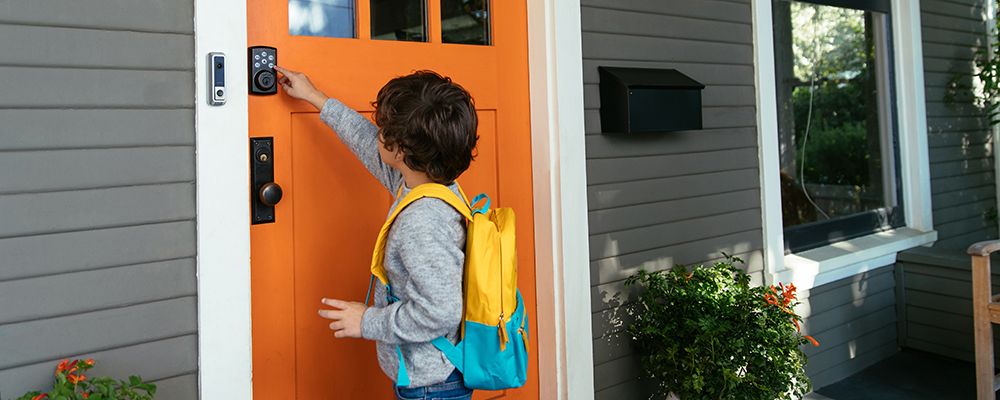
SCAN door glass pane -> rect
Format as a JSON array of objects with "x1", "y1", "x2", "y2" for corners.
[
  {"x1": 371, "y1": 0, "x2": 426, "y2": 42},
  {"x1": 289, "y1": 0, "x2": 356, "y2": 38},
  {"x1": 442, "y1": 0, "x2": 489, "y2": 45}
]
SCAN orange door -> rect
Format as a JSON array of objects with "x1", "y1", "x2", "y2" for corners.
[{"x1": 247, "y1": 1, "x2": 537, "y2": 398}]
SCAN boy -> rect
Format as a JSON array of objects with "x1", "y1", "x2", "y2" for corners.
[{"x1": 275, "y1": 66, "x2": 477, "y2": 400}]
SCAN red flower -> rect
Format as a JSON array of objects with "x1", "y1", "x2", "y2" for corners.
[
  {"x1": 84, "y1": 358, "x2": 95, "y2": 367},
  {"x1": 83, "y1": 394, "x2": 90, "y2": 399},
  {"x1": 32, "y1": 394, "x2": 47, "y2": 400},
  {"x1": 805, "y1": 335, "x2": 820, "y2": 347},
  {"x1": 55, "y1": 360, "x2": 69, "y2": 373}
]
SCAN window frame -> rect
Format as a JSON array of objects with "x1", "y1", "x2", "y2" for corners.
[
  {"x1": 773, "y1": 3, "x2": 905, "y2": 253},
  {"x1": 753, "y1": 0, "x2": 936, "y2": 290}
]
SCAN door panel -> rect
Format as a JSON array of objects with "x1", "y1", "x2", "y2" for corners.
[{"x1": 249, "y1": 1, "x2": 537, "y2": 398}]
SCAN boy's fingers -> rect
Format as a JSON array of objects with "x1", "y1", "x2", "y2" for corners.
[
  {"x1": 328, "y1": 321, "x2": 343, "y2": 331},
  {"x1": 321, "y1": 298, "x2": 348, "y2": 309},
  {"x1": 317, "y1": 309, "x2": 342, "y2": 320},
  {"x1": 333, "y1": 330, "x2": 347, "y2": 338}
]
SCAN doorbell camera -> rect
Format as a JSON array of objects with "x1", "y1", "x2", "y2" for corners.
[
  {"x1": 248, "y1": 46, "x2": 278, "y2": 95},
  {"x1": 208, "y1": 52, "x2": 226, "y2": 106}
]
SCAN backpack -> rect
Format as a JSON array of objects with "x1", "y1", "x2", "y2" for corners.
[{"x1": 366, "y1": 183, "x2": 529, "y2": 390}]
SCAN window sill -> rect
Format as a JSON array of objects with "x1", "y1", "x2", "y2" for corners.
[{"x1": 774, "y1": 227, "x2": 938, "y2": 289}]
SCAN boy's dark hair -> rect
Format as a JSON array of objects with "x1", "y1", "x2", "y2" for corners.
[{"x1": 372, "y1": 70, "x2": 479, "y2": 184}]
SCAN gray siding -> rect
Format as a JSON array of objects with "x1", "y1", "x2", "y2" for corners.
[
  {"x1": 0, "y1": 1, "x2": 197, "y2": 399},
  {"x1": 798, "y1": 267, "x2": 899, "y2": 389},
  {"x1": 895, "y1": 248, "x2": 1000, "y2": 363},
  {"x1": 581, "y1": 1, "x2": 765, "y2": 398},
  {"x1": 921, "y1": 0, "x2": 998, "y2": 249}
]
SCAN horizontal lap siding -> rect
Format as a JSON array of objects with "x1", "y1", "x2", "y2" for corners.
[
  {"x1": 921, "y1": 0, "x2": 998, "y2": 250},
  {"x1": 797, "y1": 267, "x2": 899, "y2": 389},
  {"x1": 580, "y1": 1, "x2": 763, "y2": 398},
  {"x1": 0, "y1": 1, "x2": 197, "y2": 398},
  {"x1": 895, "y1": 248, "x2": 1000, "y2": 364}
]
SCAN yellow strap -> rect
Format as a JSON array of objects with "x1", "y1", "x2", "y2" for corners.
[{"x1": 370, "y1": 183, "x2": 473, "y2": 285}]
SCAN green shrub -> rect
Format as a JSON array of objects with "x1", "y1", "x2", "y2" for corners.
[{"x1": 625, "y1": 255, "x2": 817, "y2": 400}]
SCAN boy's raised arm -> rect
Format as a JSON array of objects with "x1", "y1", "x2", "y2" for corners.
[
  {"x1": 275, "y1": 65, "x2": 402, "y2": 192},
  {"x1": 319, "y1": 98, "x2": 402, "y2": 192}
]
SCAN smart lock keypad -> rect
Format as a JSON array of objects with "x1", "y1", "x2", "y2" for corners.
[{"x1": 248, "y1": 46, "x2": 278, "y2": 95}]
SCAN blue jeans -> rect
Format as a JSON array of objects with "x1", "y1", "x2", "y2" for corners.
[{"x1": 394, "y1": 369, "x2": 472, "y2": 400}]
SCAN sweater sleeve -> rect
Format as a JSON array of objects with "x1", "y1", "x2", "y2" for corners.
[
  {"x1": 360, "y1": 199, "x2": 465, "y2": 344},
  {"x1": 319, "y1": 97, "x2": 402, "y2": 192}
]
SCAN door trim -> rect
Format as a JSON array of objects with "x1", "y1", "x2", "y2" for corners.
[
  {"x1": 192, "y1": 0, "x2": 594, "y2": 398},
  {"x1": 193, "y1": 0, "x2": 253, "y2": 398},
  {"x1": 527, "y1": 1, "x2": 595, "y2": 399}
]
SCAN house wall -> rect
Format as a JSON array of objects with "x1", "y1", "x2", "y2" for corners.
[
  {"x1": 895, "y1": 248, "x2": 1000, "y2": 362},
  {"x1": 797, "y1": 266, "x2": 899, "y2": 389},
  {"x1": 581, "y1": 0, "x2": 938, "y2": 396},
  {"x1": 921, "y1": 0, "x2": 998, "y2": 249},
  {"x1": 0, "y1": 2, "x2": 198, "y2": 399},
  {"x1": 581, "y1": 1, "x2": 765, "y2": 398}
]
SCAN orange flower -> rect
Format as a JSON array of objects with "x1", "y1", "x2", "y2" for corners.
[
  {"x1": 67, "y1": 374, "x2": 86, "y2": 384},
  {"x1": 83, "y1": 394, "x2": 90, "y2": 399},
  {"x1": 805, "y1": 335, "x2": 820, "y2": 347},
  {"x1": 32, "y1": 394, "x2": 47, "y2": 400},
  {"x1": 792, "y1": 318, "x2": 801, "y2": 332},
  {"x1": 56, "y1": 360, "x2": 69, "y2": 373},
  {"x1": 84, "y1": 358, "x2": 95, "y2": 367},
  {"x1": 764, "y1": 292, "x2": 780, "y2": 307}
]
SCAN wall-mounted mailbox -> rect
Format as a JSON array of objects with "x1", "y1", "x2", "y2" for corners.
[{"x1": 598, "y1": 66, "x2": 705, "y2": 134}]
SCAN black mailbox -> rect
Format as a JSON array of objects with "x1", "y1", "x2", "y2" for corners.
[{"x1": 598, "y1": 66, "x2": 705, "y2": 134}]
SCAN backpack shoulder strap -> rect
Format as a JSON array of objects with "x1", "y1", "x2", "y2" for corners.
[{"x1": 369, "y1": 183, "x2": 472, "y2": 285}]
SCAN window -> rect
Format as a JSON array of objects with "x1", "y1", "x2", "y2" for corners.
[
  {"x1": 772, "y1": 0, "x2": 902, "y2": 253},
  {"x1": 289, "y1": 0, "x2": 356, "y2": 38},
  {"x1": 371, "y1": 0, "x2": 427, "y2": 42},
  {"x1": 442, "y1": 0, "x2": 490, "y2": 45}
]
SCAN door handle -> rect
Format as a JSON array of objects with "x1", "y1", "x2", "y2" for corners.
[
  {"x1": 258, "y1": 182, "x2": 283, "y2": 206},
  {"x1": 251, "y1": 137, "x2": 279, "y2": 224}
]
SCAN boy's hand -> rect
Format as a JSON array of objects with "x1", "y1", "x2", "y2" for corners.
[
  {"x1": 318, "y1": 298, "x2": 367, "y2": 338},
  {"x1": 275, "y1": 66, "x2": 329, "y2": 110}
]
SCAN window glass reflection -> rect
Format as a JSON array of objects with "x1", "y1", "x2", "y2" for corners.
[
  {"x1": 442, "y1": 0, "x2": 489, "y2": 45},
  {"x1": 289, "y1": 0, "x2": 355, "y2": 38},
  {"x1": 371, "y1": 0, "x2": 426, "y2": 42}
]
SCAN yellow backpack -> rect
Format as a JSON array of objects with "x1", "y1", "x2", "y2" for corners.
[{"x1": 367, "y1": 183, "x2": 529, "y2": 390}]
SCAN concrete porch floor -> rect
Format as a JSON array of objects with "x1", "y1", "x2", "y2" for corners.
[{"x1": 804, "y1": 349, "x2": 992, "y2": 400}]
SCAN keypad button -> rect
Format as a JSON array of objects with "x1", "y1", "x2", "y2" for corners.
[
  {"x1": 268, "y1": 63, "x2": 275, "y2": 68},
  {"x1": 261, "y1": 51, "x2": 268, "y2": 57},
  {"x1": 254, "y1": 54, "x2": 260, "y2": 60},
  {"x1": 254, "y1": 62, "x2": 260, "y2": 68},
  {"x1": 268, "y1": 55, "x2": 274, "y2": 61}
]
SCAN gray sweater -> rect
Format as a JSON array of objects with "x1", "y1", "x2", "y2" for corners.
[{"x1": 319, "y1": 98, "x2": 466, "y2": 388}]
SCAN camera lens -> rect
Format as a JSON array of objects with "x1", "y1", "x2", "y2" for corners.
[
  {"x1": 216, "y1": 63, "x2": 223, "y2": 69},
  {"x1": 216, "y1": 89, "x2": 224, "y2": 97}
]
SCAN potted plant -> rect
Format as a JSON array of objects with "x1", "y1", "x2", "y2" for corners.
[
  {"x1": 625, "y1": 254, "x2": 818, "y2": 400},
  {"x1": 15, "y1": 358, "x2": 156, "y2": 400}
]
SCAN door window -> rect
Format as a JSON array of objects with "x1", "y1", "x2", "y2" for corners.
[
  {"x1": 289, "y1": 0, "x2": 356, "y2": 38},
  {"x1": 371, "y1": 0, "x2": 427, "y2": 42},
  {"x1": 441, "y1": 0, "x2": 490, "y2": 45}
]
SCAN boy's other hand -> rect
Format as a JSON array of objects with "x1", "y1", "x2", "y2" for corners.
[
  {"x1": 318, "y1": 298, "x2": 367, "y2": 338},
  {"x1": 275, "y1": 65, "x2": 329, "y2": 110}
]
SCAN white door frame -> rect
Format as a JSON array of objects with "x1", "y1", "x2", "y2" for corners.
[
  {"x1": 193, "y1": 0, "x2": 252, "y2": 398},
  {"x1": 192, "y1": 0, "x2": 594, "y2": 398},
  {"x1": 527, "y1": 0, "x2": 596, "y2": 399}
]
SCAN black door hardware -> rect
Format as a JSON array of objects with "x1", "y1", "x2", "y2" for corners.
[{"x1": 251, "y1": 137, "x2": 281, "y2": 224}]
